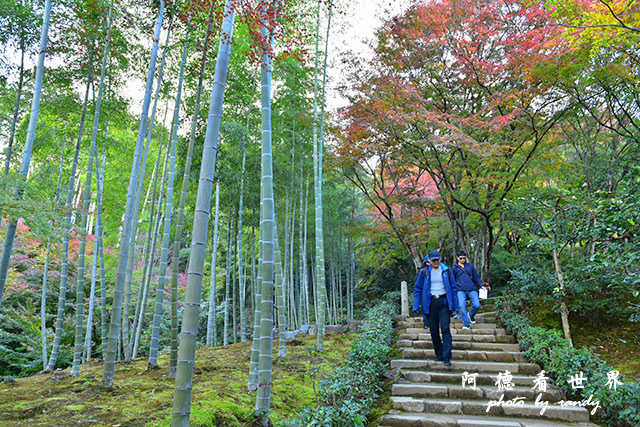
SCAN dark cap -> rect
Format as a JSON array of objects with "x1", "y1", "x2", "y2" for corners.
[
  {"x1": 457, "y1": 250, "x2": 467, "y2": 256},
  {"x1": 428, "y1": 249, "x2": 441, "y2": 260}
]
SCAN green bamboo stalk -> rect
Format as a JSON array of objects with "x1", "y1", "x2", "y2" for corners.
[
  {"x1": 0, "y1": 0, "x2": 52, "y2": 304},
  {"x1": 171, "y1": 0, "x2": 236, "y2": 421},
  {"x1": 71, "y1": 0, "x2": 113, "y2": 376},
  {"x1": 255, "y1": 2, "x2": 277, "y2": 420},
  {"x1": 46, "y1": 77, "x2": 92, "y2": 372},
  {"x1": 102, "y1": 0, "x2": 165, "y2": 387},
  {"x1": 238, "y1": 152, "x2": 247, "y2": 341},
  {"x1": 124, "y1": 16, "x2": 173, "y2": 361},
  {"x1": 206, "y1": 183, "x2": 221, "y2": 347}
]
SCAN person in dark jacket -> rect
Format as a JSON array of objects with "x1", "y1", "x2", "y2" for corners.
[
  {"x1": 413, "y1": 249, "x2": 458, "y2": 366},
  {"x1": 451, "y1": 250, "x2": 482, "y2": 329},
  {"x1": 413, "y1": 256, "x2": 431, "y2": 329}
]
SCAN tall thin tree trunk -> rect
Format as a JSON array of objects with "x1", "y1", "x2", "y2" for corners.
[
  {"x1": 224, "y1": 203, "x2": 233, "y2": 346},
  {"x1": 83, "y1": 235, "x2": 99, "y2": 362},
  {"x1": 124, "y1": 19, "x2": 173, "y2": 362},
  {"x1": 97, "y1": 151, "x2": 107, "y2": 358},
  {"x1": 148, "y1": 28, "x2": 190, "y2": 374},
  {"x1": 171, "y1": 1, "x2": 236, "y2": 422},
  {"x1": 145, "y1": 138, "x2": 172, "y2": 367},
  {"x1": 0, "y1": 0, "x2": 52, "y2": 305},
  {"x1": 131, "y1": 98, "x2": 170, "y2": 347},
  {"x1": 168, "y1": 25, "x2": 192, "y2": 379},
  {"x1": 206, "y1": 183, "x2": 221, "y2": 347},
  {"x1": 46, "y1": 76, "x2": 92, "y2": 372},
  {"x1": 255, "y1": 3, "x2": 277, "y2": 422},
  {"x1": 41, "y1": 138, "x2": 66, "y2": 369},
  {"x1": 102, "y1": 0, "x2": 165, "y2": 387},
  {"x1": 274, "y1": 227, "x2": 287, "y2": 357},
  {"x1": 132, "y1": 133, "x2": 168, "y2": 360},
  {"x1": 238, "y1": 152, "x2": 247, "y2": 341},
  {"x1": 4, "y1": 44, "x2": 25, "y2": 175},
  {"x1": 71, "y1": 1, "x2": 113, "y2": 376}
]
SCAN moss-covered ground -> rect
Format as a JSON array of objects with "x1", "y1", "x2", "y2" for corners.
[{"x1": 0, "y1": 333, "x2": 354, "y2": 426}]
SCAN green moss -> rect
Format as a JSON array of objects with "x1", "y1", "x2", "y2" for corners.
[{"x1": 0, "y1": 333, "x2": 354, "y2": 426}]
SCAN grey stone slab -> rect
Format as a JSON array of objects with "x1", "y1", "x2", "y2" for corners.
[
  {"x1": 393, "y1": 383, "x2": 449, "y2": 397},
  {"x1": 423, "y1": 399, "x2": 463, "y2": 414},
  {"x1": 390, "y1": 396, "x2": 425, "y2": 412},
  {"x1": 503, "y1": 403, "x2": 590, "y2": 423},
  {"x1": 458, "y1": 420, "x2": 521, "y2": 427}
]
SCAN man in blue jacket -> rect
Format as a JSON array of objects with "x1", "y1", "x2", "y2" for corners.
[
  {"x1": 451, "y1": 250, "x2": 483, "y2": 329},
  {"x1": 413, "y1": 249, "x2": 458, "y2": 366}
]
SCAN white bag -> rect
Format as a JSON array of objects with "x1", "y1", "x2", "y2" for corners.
[{"x1": 479, "y1": 287, "x2": 488, "y2": 299}]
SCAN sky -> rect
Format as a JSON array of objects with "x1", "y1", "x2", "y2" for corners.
[{"x1": 327, "y1": 0, "x2": 410, "y2": 111}]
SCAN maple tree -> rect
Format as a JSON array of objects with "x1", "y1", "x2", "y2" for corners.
[{"x1": 339, "y1": 0, "x2": 566, "y2": 278}]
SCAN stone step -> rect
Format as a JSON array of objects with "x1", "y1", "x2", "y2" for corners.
[
  {"x1": 390, "y1": 359, "x2": 541, "y2": 375},
  {"x1": 398, "y1": 340, "x2": 521, "y2": 352},
  {"x1": 400, "y1": 333, "x2": 516, "y2": 344},
  {"x1": 401, "y1": 348, "x2": 529, "y2": 363},
  {"x1": 380, "y1": 411, "x2": 599, "y2": 427},
  {"x1": 391, "y1": 396, "x2": 590, "y2": 423},
  {"x1": 392, "y1": 383, "x2": 564, "y2": 402},
  {"x1": 476, "y1": 311, "x2": 497, "y2": 317},
  {"x1": 403, "y1": 327, "x2": 506, "y2": 335},
  {"x1": 401, "y1": 318, "x2": 497, "y2": 327},
  {"x1": 400, "y1": 371, "x2": 557, "y2": 388}
]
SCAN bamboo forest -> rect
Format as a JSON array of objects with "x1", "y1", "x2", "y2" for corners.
[{"x1": 0, "y1": 0, "x2": 639, "y2": 426}]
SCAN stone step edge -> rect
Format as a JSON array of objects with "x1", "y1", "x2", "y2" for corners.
[
  {"x1": 392, "y1": 383, "x2": 564, "y2": 402},
  {"x1": 391, "y1": 396, "x2": 591, "y2": 423},
  {"x1": 399, "y1": 370, "x2": 559, "y2": 388},
  {"x1": 380, "y1": 411, "x2": 598, "y2": 427},
  {"x1": 390, "y1": 359, "x2": 541, "y2": 375}
]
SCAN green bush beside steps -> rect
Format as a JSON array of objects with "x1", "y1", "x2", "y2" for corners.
[
  {"x1": 495, "y1": 296, "x2": 640, "y2": 427},
  {"x1": 279, "y1": 300, "x2": 396, "y2": 427}
]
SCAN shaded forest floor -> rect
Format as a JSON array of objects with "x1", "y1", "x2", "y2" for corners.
[{"x1": 0, "y1": 332, "x2": 355, "y2": 426}]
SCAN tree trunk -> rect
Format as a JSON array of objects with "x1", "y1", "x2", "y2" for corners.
[
  {"x1": 71, "y1": 2, "x2": 113, "y2": 376},
  {"x1": 171, "y1": 0, "x2": 235, "y2": 422},
  {"x1": 124, "y1": 16, "x2": 173, "y2": 362},
  {"x1": 553, "y1": 244, "x2": 573, "y2": 346},
  {"x1": 46, "y1": 75, "x2": 92, "y2": 372},
  {"x1": 206, "y1": 183, "x2": 221, "y2": 347},
  {"x1": 0, "y1": 0, "x2": 52, "y2": 305},
  {"x1": 3, "y1": 44, "x2": 25, "y2": 176},
  {"x1": 168, "y1": 25, "x2": 191, "y2": 379},
  {"x1": 102, "y1": 0, "x2": 165, "y2": 387},
  {"x1": 238, "y1": 152, "x2": 247, "y2": 341},
  {"x1": 146, "y1": 137, "x2": 172, "y2": 367},
  {"x1": 255, "y1": 4, "x2": 278, "y2": 422}
]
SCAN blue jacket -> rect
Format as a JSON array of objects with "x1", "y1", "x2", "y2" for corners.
[
  {"x1": 413, "y1": 263, "x2": 458, "y2": 314},
  {"x1": 451, "y1": 262, "x2": 482, "y2": 292}
]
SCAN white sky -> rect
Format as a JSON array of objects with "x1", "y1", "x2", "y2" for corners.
[{"x1": 327, "y1": 0, "x2": 410, "y2": 112}]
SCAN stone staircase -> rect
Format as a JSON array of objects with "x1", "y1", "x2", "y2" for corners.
[{"x1": 379, "y1": 311, "x2": 599, "y2": 427}]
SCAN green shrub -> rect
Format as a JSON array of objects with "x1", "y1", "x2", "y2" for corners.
[
  {"x1": 0, "y1": 303, "x2": 73, "y2": 377},
  {"x1": 279, "y1": 301, "x2": 396, "y2": 427},
  {"x1": 496, "y1": 296, "x2": 640, "y2": 426}
]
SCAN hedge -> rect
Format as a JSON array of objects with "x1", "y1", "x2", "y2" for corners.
[
  {"x1": 279, "y1": 300, "x2": 396, "y2": 427},
  {"x1": 495, "y1": 297, "x2": 640, "y2": 427}
]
